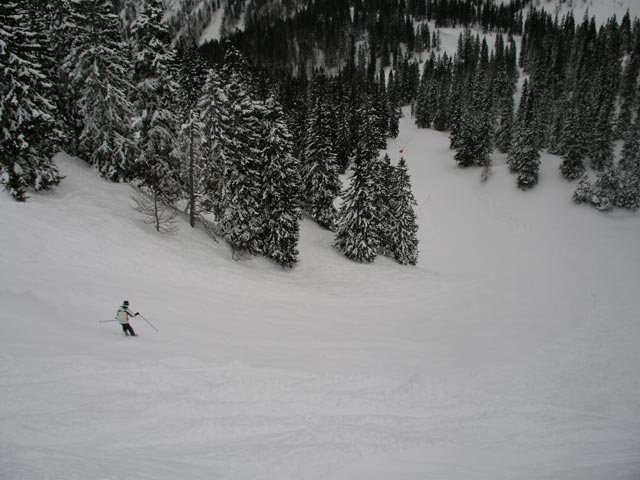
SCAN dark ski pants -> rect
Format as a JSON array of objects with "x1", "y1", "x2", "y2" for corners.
[{"x1": 122, "y1": 323, "x2": 136, "y2": 336}]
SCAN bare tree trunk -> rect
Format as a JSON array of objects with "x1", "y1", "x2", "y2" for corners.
[
  {"x1": 154, "y1": 190, "x2": 160, "y2": 232},
  {"x1": 189, "y1": 115, "x2": 196, "y2": 228}
]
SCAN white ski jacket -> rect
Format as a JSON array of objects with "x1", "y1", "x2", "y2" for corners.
[{"x1": 117, "y1": 306, "x2": 135, "y2": 324}]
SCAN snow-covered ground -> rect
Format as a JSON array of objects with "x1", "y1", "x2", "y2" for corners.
[
  {"x1": 1, "y1": 110, "x2": 640, "y2": 479},
  {"x1": 531, "y1": 0, "x2": 640, "y2": 22},
  {"x1": 198, "y1": 2, "x2": 224, "y2": 44}
]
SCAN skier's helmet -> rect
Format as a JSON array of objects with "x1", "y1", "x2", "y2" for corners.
[{"x1": 123, "y1": 300, "x2": 129, "y2": 306}]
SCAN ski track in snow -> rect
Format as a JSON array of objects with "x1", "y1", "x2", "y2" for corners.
[
  {"x1": 2, "y1": 109, "x2": 640, "y2": 478},
  {"x1": 4, "y1": 353, "x2": 639, "y2": 480}
]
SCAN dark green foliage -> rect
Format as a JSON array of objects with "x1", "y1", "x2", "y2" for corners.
[
  {"x1": 591, "y1": 166, "x2": 621, "y2": 211},
  {"x1": 508, "y1": 79, "x2": 541, "y2": 189},
  {"x1": 560, "y1": 149, "x2": 587, "y2": 181},
  {"x1": 199, "y1": 50, "x2": 302, "y2": 266},
  {"x1": 301, "y1": 88, "x2": 341, "y2": 230},
  {"x1": 516, "y1": 147, "x2": 541, "y2": 190},
  {"x1": 334, "y1": 104, "x2": 382, "y2": 263},
  {"x1": 414, "y1": 55, "x2": 434, "y2": 128},
  {"x1": 494, "y1": 93, "x2": 514, "y2": 154},
  {"x1": 573, "y1": 174, "x2": 593, "y2": 204},
  {"x1": 453, "y1": 68, "x2": 493, "y2": 169},
  {"x1": 376, "y1": 154, "x2": 395, "y2": 257},
  {"x1": 0, "y1": 1, "x2": 62, "y2": 200},
  {"x1": 388, "y1": 158, "x2": 419, "y2": 265},
  {"x1": 616, "y1": 116, "x2": 640, "y2": 209},
  {"x1": 63, "y1": 0, "x2": 135, "y2": 181},
  {"x1": 617, "y1": 169, "x2": 640, "y2": 210},
  {"x1": 258, "y1": 98, "x2": 302, "y2": 267},
  {"x1": 130, "y1": 0, "x2": 181, "y2": 202},
  {"x1": 197, "y1": 0, "x2": 529, "y2": 83},
  {"x1": 415, "y1": 51, "x2": 452, "y2": 131},
  {"x1": 518, "y1": 6, "x2": 633, "y2": 191},
  {"x1": 198, "y1": 69, "x2": 227, "y2": 217},
  {"x1": 176, "y1": 42, "x2": 208, "y2": 111},
  {"x1": 559, "y1": 98, "x2": 588, "y2": 180},
  {"x1": 589, "y1": 106, "x2": 615, "y2": 171},
  {"x1": 200, "y1": 62, "x2": 265, "y2": 256}
]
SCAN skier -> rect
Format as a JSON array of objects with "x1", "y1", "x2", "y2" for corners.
[{"x1": 117, "y1": 300, "x2": 139, "y2": 336}]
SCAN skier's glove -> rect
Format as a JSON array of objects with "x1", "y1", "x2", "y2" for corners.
[{"x1": 135, "y1": 312, "x2": 139, "y2": 316}]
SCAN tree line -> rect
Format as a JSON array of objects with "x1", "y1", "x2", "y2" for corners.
[
  {"x1": 432, "y1": 8, "x2": 640, "y2": 210},
  {"x1": 199, "y1": 0, "x2": 529, "y2": 74},
  {"x1": 0, "y1": 0, "x2": 419, "y2": 267}
]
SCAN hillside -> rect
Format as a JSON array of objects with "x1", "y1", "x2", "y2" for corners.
[
  {"x1": 178, "y1": 0, "x2": 640, "y2": 47},
  {"x1": 2, "y1": 108, "x2": 640, "y2": 479}
]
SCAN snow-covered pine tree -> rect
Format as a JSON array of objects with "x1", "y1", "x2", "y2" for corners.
[
  {"x1": 258, "y1": 97, "x2": 302, "y2": 268},
  {"x1": 0, "y1": 1, "x2": 62, "y2": 201},
  {"x1": 453, "y1": 68, "x2": 493, "y2": 169},
  {"x1": 559, "y1": 94, "x2": 588, "y2": 180},
  {"x1": 64, "y1": 0, "x2": 135, "y2": 181},
  {"x1": 221, "y1": 43, "x2": 255, "y2": 94},
  {"x1": 198, "y1": 68, "x2": 226, "y2": 218},
  {"x1": 335, "y1": 99, "x2": 354, "y2": 173},
  {"x1": 507, "y1": 79, "x2": 541, "y2": 189},
  {"x1": 42, "y1": 0, "x2": 84, "y2": 155},
  {"x1": 506, "y1": 34, "x2": 519, "y2": 87},
  {"x1": 372, "y1": 75, "x2": 390, "y2": 149},
  {"x1": 516, "y1": 140, "x2": 541, "y2": 190},
  {"x1": 301, "y1": 93, "x2": 341, "y2": 230},
  {"x1": 507, "y1": 79, "x2": 529, "y2": 172},
  {"x1": 573, "y1": 174, "x2": 593, "y2": 204},
  {"x1": 377, "y1": 154, "x2": 395, "y2": 256},
  {"x1": 24, "y1": 0, "x2": 70, "y2": 144},
  {"x1": 558, "y1": 13, "x2": 599, "y2": 181},
  {"x1": 219, "y1": 86, "x2": 264, "y2": 257},
  {"x1": 620, "y1": 9, "x2": 633, "y2": 53},
  {"x1": 494, "y1": 92, "x2": 515, "y2": 154},
  {"x1": 616, "y1": 114, "x2": 640, "y2": 209},
  {"x1": 387, "y1": 69, "x2": 403, "y2": 117},
  {"x1": 176, "y1": 42, "x2": 208, "y2": 227},
  {"x1": 388, "y1": 157, "x2": 419, "y2": 265},
  {"x1": 388, "y1": 99, "x2": 400, "y2": 138},
  {"x1": 546, "y1": 99, "x2": 567, "y2": 155},
  {"x1": 448, "y1": 77, "x2": 464, "y2": 151},
  {"x1": 619, "y1": 114, "x2": 640, "y2": 174},
  {"x1": 199, "y1": 53, "x2": 265, "y2": 258},
  {"x1": 387, "y1": 80, "x2": 401, "y2": 139},
  {"x1": 130, "y1": 0, "x2": 176, "y2": 110},
  {"x1": 589, "y1": 104, "x2": 615, "y2": 171},
  {"x1": 453, "y1": 111, "x2": 479, "y2": 167},
  {"x1": 432, "y1": 54, "x2": 452, "y2": 132},
  {"x1": 129, "y1": 0, "x2": 181, "y2": 211},
  {"x1": 590, "y1": 165, "x2": 621, "y2": 211},
  {"x1": 414, "y1": 56, "x2": 434, "y2": 129},
  {"x1": 334, "y1": 103, "x2": 382, "y2": 263},
  {"x1": 176, "y1": 42, "x2": 207, "y2": 112}
]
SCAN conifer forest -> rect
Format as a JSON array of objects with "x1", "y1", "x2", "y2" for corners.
[{"x1": 2, "y1": 0, "x2": 640, "y2": 267}]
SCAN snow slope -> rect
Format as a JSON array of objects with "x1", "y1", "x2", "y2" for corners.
[
  {"x1": 1, "y1": 110, "x2": 640, "y2": 479},
  {"x1": 199, "y1": 2, "x2": 224, "y2": 43},
  {"x1": 532, "y1": 0, "x2": 640, "y2": 22}
]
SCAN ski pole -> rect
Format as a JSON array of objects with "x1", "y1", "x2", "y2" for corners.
[
  {"x1": 137, "y1": 313, "x2": 158, "y2": 331},
  {"x1": 99, "y1": 319, "x2": 118, "y2": 323}
]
